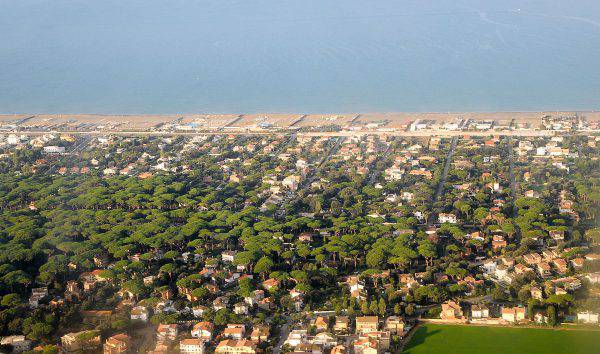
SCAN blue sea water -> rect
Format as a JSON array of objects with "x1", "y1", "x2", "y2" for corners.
[{"x1": 1, "y1": 0, "x2": 600, "y2": 114}]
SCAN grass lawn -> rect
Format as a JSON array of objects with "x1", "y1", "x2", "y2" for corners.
[{"x1": 403, "y1": 324, "x2": 600, "y2": 354}]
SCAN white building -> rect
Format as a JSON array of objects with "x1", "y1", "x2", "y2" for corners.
[
  {"x1": 234, "y1": 303, "x2": 249, "y2": 315},
  {"x1": 221, "y1": 251, "x2": 236, "y2": 263},
  {"x1": 130, "y1": 306, "x2": 149, "y2": 322},
  {"x1": 284, "y1": 329, "x2": 308, "y2": 348},
  {"x1": 471, "y1": 304, "x2": 489, "y2": 319},
  {"x1": 501, "y1": 307, "x2": 526, "y2": 323},
  {"x1": 43, "y1": 146, "x2": 66, "y2": 154},
  {"x1": 577, "y1": 311, "x2": 599, "y2": 324},
  {"x1": 482, "y1": 260, "x2": 497, "y2": 275},
  {"x1": 438, "y1": 213, "x2": 458, "y2": 224},
  {"x1": 282, "y1": 175, "x2": 301, "y2": 191},
  {"x1": 29, "y1": 287, "x2": 48, "y2": 308},
  {"x1": 0, "y1": 335, "x2": 32, "y2": 353},
  {"x1": 409, "y1": 119, "x2": 428, "y2": 131},
  {"x1": 312, "y1": 332, "x2": 337, "y2": 348},
  {"x1": 385, "y1": 167, "x2": 404, "y2": 181},
  {"x1": 6, "y1": 135, "x2": 22, "y2": 145},
  {"x1": 494, "y1": 265, "x2": 510, "y2": 282}
]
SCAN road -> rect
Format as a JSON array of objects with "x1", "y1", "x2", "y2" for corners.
[
  {"x1": 367, "y1": 138, "x2": 395, "y2": 185},
  {"x1": 8, "y1": 128, "x2": 585, "y2": 138},
  {"x1": 70, "y1": 134, "x2": 94, "y2": 153},
  {"x1": 298, "y1": 135, "x2": 346, "y2": 190},
  {"x1": 428, "y1": 135, "x2": 459, "y2": 225},
  {"x1": 220, "y1": 114, "x2": 244, "y2": 129},
  {"x1": 276, "y1": 136, "x2": 345, "y2": 218},
  {"x1": 272, "y1": 316, "x2": 292, "y2": 354},
  {"x1": 506, "y1": 135, "x2": 518, "y2": 218},
  {"x1": 461, "y1": 294, "x2": 493, "y2": 304},
  {"x1": 271, "y1": 131, "x2": 297, "y2": 156}
]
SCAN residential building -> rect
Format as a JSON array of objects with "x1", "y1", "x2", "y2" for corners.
[
  {"x1": 523, "y1": 253, "x2": 542, "y2": 264},
  {"x1": 61, "y1": 330, "x2": 101, "y2": 353},
  {"x1": 440, "y1": 301, "x2": 464, "y2": 320},
  {"x1": 156, "y1": 324, "x2": 178, "y2": 342},
  {"x1": 359, "y1": 331, "x2": 391, "y2": 351},
  {"x1": 471, "y1": 304, "x2": 489, "y2": 319},
  {"x1": 130, "y1": 306, "x2": 149, "y2": 322},
  {"x1": 250, "y1": 325, "x2": 269, "y2": 343},
  {"x1": 331, "y1": 345, "x2": 346, "y2": 354},
  {"x1": 192, "y1": 305, "x2": 208, "y2": 318},
  {"x1": 284, "y1": 330, "x2": 308, "y2": 347},
  {"x1": 313, "y1": 316, "x2": 328, "y2": 332},
  {"x1": 223, "y1": 324, "x2": 245, "y2": 340},
  {"x1": 384, "y1": 316, "x2": 405, "y2": 334},
  {"x1": 553, "y1": 258, "x2": 568, "y2": 274},
  {"x1": 577, "y1": 311, "x2": 599, "y2": 324},
  {"x1": 530, "y1": 287, "x2": 543, "y2": 300},
  {"x1": 482, "y1": 260, "x2": 497, "y2": 274},
  {"x1": 355, "y1": 316, "x2": 379, "y2": 334},
  {"x1": 282, "y1": 175, "x2": 301, "y2": 191},
  {"x1": 549, "y1": 230, "x2": 565, "y2": 241},
  {"x1": 313, "y1": 332, "x2": 337, "y2": 348},
  {"x1": 29, "y1": 287, "x2": 48, "y2": 308},
  {"x1": 333, "y1": 316, "x2": 349, "y2": 333},
  {"x1": 262, "y1": 278, "x2": 280, "y2": 291},
  {"x1": 0, "y1": 335, "x2": 31, "y2": 353},
  {"x1": 537, "y1": 262, "x2": 552, "y2": 277},
  {"x1": 104, "y1": 333, "x2": 132, "y2": 354},
  {"x1": 191, "y1": 322, "x2": 214, "y2": 341},
  {"x1": 179, "y1": 339, "x2": 205, "y2": 354},
  {"x1": 43, "y1": 146, "x2": 66, "y2": 154},
  {"x1": 492, "y1": 235, "x2": 507, "y2": 251},
  {"x1": 231, "y1": 302, "x2": 247, "y2": 315},
  {"x1": 570, "y1": 258, "x2": 585, "y2": 268},
  {"x1": 215, "y1": 339, "x2": 257, "y2": 354},
  {"x1": 501, "y1": 307, "x2": 526, "y2": 323},
  {"x1": 353, "y1": 338, "x2": 379, "y2": 354},
  {"x1": 438, "y1": 213, "x2": 458, "y2": 224},
  {"x1": 221, "y1": 251, "x2": 236, "y2": 262}
]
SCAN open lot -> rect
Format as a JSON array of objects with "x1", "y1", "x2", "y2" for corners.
[{"x1": 404, "y1": 324, "x2": 600, "y2": 354}]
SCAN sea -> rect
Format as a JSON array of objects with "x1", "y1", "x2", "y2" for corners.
[{"x1": 1, "y1": 0, "x2": 600, "y2": 114}]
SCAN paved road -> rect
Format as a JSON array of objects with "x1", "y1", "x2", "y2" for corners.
[
  {"x1": 302, "y1": 136, "x2": 346, "y2": 188},
  {"x1": 10, "y1": 128, "x2": 586, "y2": 137},
  {"x1": 273, "y1": 316, "x2": 292, "y2": 354},
  {"x1": 276, "y1": 136, "x2": 345, "y2": 217},
  {"x1": 367, "y1": 138, "x2": 394, "y2": 185},
  {"x1": 70, "y1": 134, "x2": 94, "y2": 153},
  {"x1": 506, "y1": 135, "x2": 518, "y2": 218},
  {"x1": 272, "y1": 131, "x2": 297, "y2": 156},
  {"x1": 428, "y1": 135, "x2": 459, "y2": 225}
]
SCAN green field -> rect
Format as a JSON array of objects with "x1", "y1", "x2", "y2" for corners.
[{"x1": 403, "y1": 324, "x2": 600, "y2": 354}]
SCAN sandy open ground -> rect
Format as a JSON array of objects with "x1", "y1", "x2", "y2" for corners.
[
  {"x1": 233, "y1": 114, "x2": 304, "y2": 128},
  {"x1": 298, "y1": 114, "x2": 358, "y2": 127},
  {"x1": 0, "y1": 111, "x2": 597, "y2": 133}
]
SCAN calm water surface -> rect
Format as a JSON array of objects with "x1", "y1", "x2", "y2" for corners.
[{"x1": 1, "y1": 0, "x2": 600, "y2": 114}]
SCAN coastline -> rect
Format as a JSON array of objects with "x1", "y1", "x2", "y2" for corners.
[{"x1": 0, "y1": 111, "x2": 598, "y2": 137}]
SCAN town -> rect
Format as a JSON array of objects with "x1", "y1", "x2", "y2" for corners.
[{"x1": 0, "y1": 112, "x2": 598, "y2": 353}]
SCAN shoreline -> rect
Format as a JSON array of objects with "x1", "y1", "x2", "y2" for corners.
[
  {"x1": 0, "y1": 111, "x2": 597, "y2": 136},
  {"x1": 1, "y1": 110, "x2": 599, "y2": 116}
]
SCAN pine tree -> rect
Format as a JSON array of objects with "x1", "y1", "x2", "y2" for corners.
[{"x1": 378, "y1": 298, "x2": 387, "y2": 316}]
